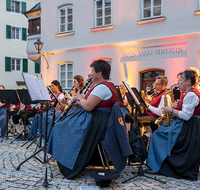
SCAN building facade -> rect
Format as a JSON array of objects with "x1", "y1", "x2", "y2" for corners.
[
  {"x1": 27, "y1": 0, "x2": 200, "y2": 90},
  {"x1": 0, "y1": 0, "x2": 40, "y2": 89}
]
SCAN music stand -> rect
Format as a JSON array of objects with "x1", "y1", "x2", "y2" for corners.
[
  {"x1": 0, "y1": 90, "x2": 20, "y2": 142},
  {"x1": 122, "y1": 81, "x2": 165, "y2": 184},
  {"x1": 11, "y1": 89, "x2": 36, "y2": 143},
  {"x1": 16, "y1": 73, "x2": 53, "y2": 188}
]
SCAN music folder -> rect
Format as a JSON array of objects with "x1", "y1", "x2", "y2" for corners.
[{"x1": 122, "y1": 81, "x2": 147, "y2": 107}]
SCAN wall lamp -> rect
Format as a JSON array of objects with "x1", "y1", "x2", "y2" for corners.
[{"x1": 34, "y1": 39, "x2": 54, "y2": 69}]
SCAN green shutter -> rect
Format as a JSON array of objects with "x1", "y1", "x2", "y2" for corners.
[
  {"x1": 22, "y1": 28, "x2": 27, "y2": 41},
  {"x1": 23, "y1": 58, "x2": 28, "y2": 72},
  {"x1": 6, "y1": 25, "x2": 11, "y2": 39},
  {"x1": 35, "y1": 63, "x2": 40, "y2": 73},
  {"x1": 6, "y1": 0, "x2": 11, "y2": 12},
  {"x1": 5, "y1": 57, "x2": 11, "y2": 72},
  {"x1": 21, "y1": 2, "x2": 26, "y2": 13}
]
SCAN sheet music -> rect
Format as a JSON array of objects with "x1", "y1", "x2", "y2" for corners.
[
  {"x1": 36, "y1": 77, "x2": 51, "y2": 100},
  {"x1": 122, "y1": 81, "x2": 140, "y2": 105},
  {"x1": 22, "y1": 73, "x2": 51, "y2": 101}
]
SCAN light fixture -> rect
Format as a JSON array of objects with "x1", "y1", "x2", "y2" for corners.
[
  {"x1": 34, "y1": 39, "x2": 54, "y2": 69},
  {"x1": 34, "y1": 39, "x2": 43, "y2": 54}
]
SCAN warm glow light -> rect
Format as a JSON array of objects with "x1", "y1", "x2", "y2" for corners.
[
  {"x1": 26, "y1": 10, "x2": 41, "y2": 16},
  {"x1": 93, "y1": 57, "x2": 112, "y2": 61},
  {"x1": 55, "y1": 32, "x2": 74, "y2": 37},
  {"x1": 137, "y1": 17, "x2": 165, "y2": 25},
  {"x1": 58, "y1": 61, "x2": 73, "y2": 64},
  {"x1": 194, "y1": 11, "x2": 200, "y2": 15},
  {"x1": 91, "y1": 25, "x2": 114, "y2": 32}
]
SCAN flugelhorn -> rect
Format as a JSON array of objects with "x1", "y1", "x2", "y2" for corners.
[{"x1": 55, "y1": 78, "x2": 92, "y2": 123}]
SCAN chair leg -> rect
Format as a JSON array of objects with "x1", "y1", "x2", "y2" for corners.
[{"x1": 146, "y1": 128, "x2": 152, "y2": 151}]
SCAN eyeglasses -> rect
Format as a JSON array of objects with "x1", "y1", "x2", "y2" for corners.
[{"x1": 154, "y1": 83, "x2": 162, "y2": 86}]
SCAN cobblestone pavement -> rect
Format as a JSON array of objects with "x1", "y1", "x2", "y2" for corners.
[{"x1": 0, "y1": 138, "x2": 199, "y2": 190}]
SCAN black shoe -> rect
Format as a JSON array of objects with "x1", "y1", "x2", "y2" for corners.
[{"x1": 145, "y1": 169, "x2": 159, "y2": 175}]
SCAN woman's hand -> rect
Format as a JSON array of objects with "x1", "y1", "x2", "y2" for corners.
[
  {"x1": 65, "y1": 93, "x2": 72, "y2": 100},
  {"x1": 73, "y1": 92, "x2": 85, "y2": 105},
  {"x1": 161, "y1": 106, "x2": 172, "y2": 114}
]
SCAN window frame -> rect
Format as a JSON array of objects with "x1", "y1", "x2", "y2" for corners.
[
  {"x1": 59, "y1": 62, "x2": 74, "y2": 89},
  {"x1": 94, "y1": 0, "x2": 112, "y2": 27},
  {"x1": 11, "y1": 57, "x2": 22, "y2": 72},
  {"x1": 141, "y1": 0, "x2": 163, "y2": 20},
  {"x1": 11, "y1": 26, "x2": 20, "y2": 40},
  {"x1": 11, "y1": 0, "x2": 21, "y2": 13},
  {"x1": 58, "y1": 5, "x2": 74, "y2": 33}
]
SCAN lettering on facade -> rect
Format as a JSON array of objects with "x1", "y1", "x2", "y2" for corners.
[{"x1": 120, "y1": 44, "x2": 187, "y2": 62}]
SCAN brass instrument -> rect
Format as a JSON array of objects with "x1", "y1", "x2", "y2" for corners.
[{"x1": 155, "y1": 84, "x2": 177, "y2": 126}]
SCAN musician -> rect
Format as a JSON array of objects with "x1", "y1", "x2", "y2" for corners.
[
  {"x1": 119, "y1": 84, "x2": 129, "y2": 117},
  {"x1": 0, "y1": 85, "x2": 7, "y2": 137},
  {"x1": 146, "y1": 70, "x2": 200, "y2": 181},
  {"x1": 47, "y1": 59, "x2": 119, "y2": 179},
  {"x1": 50, "y1": 80, "x2": 64, "y2": 102},
  {"x1": 64, "y1": 75, "x2": 84, "y2": 101},
  {"x1": 126, "y1": 75, "x2": 171, "y2": 135}
]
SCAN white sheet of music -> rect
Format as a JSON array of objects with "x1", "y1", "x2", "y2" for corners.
[
  {"x1": 122, "y1": 81, "x2": 140, "y2": 105},
  {"x1": 22, "y1": 73, "x2": 51, "y2": 101},
  {"x1": 36, "y1": 77, "x2": 51, "y2": 100}
]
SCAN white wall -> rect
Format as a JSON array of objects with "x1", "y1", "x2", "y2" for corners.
[{"x1": 0, "y1": 0, "x2": 40, "y2": 89}]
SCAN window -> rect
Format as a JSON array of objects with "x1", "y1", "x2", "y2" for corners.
[
  {"x1": 11, "y1": 58, "x2": 21, "y2": 71},
  {"x1": 142, "y1": 0, "x2": 162, "y2": 19},
  {"x1": 59, "y1": 63, "x2": 73, "y2": 88},
  {"x1": 12, "y1": 27, "x2": 20, "y2": 39},
  {"x1": 6, "y1": 0, "x2": 26, "y2": 13},
  {"x1": 11, "y1": 0, "x2": 20, "y2": 13},
  {"x1": 28, "y1": 18, "x2": 41, "y2": 35},
  {"x1": 6, "y1": 25, "x2": 27, "y2": 41},
  {"x1": 95, "y1": 0, "x2": 111, "y2": 27},
  {"x1": 5, "y1": 57, "x2": 28, "y2": 72},
  {"x1": 59, "y1": 6, "x2": 73, "y2": 33},
  {"x1": 199, "y1": 0, "x2": 200, "y2": 10}
]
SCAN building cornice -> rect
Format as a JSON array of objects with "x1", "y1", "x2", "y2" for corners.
[{"x1": 41, "y1": 32, "x2": 200, "y2": 55}]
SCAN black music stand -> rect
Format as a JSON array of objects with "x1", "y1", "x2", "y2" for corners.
[
  {"x1": 122, "y1": 81, "x2": 165, "y2": 184},
  {"x1": 11, "y1": 89, "x2": 35, "y2": 143},
  {"x1": 16, "y1": 73, "x2": 53, "y2": 188},
  {"x1": 0, "y1": 90, "x2": 20, "y2": 142}
]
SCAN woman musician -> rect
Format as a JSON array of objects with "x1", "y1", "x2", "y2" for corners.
[
  {"x1": 146, "y1": 69, "x2": 200, "y2": 181},
  {"x1": 47, "y1": 60, "x2": 132, "y2": 179}
]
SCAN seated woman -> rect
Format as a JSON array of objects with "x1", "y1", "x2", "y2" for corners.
[
  {"x1": 29, "y1": 80, "x2": 64, "y2": 138},
  {"x1": 119, "y1": 84, "x2": 129, "y2": 116},
  {"x1": 47, "y1": 59, "x2": 118, "y2": 179},
  {"x1": 0, "y1": 85, "x2": 8, "y2": 136},
  {"x1": 64, "y1": 75, "x2": 84, "y2": 102},
  {"x1": 146, "y1": 70, "x2": 200, "y2": 181}
]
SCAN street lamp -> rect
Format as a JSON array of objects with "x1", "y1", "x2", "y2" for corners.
[
  {"x1": 34, "y1": 39, "x2": 53, "y2": 69},
  {"x1": 34, "y1": 39, "x2": 43, "y2": 54}
]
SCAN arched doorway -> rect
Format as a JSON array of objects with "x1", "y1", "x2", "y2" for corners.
[{"x1": 139, "y1": 68, "x2": 165, "y2": 91}]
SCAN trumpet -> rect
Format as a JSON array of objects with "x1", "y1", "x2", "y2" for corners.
[{"x1": 55, "y1": 78, "x2": 92, "y2": 123}]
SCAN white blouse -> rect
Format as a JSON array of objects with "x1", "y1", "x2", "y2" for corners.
[{"x1": 178, "y1": 91, "x2": 199, "y2": 121}]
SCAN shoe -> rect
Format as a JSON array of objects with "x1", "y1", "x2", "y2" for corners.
[{"x1": 145, "y1": 169, "x2": 159, "y2": 175}]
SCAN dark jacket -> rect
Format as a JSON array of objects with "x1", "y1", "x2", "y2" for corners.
[{"x1": 102, "y1": 102, "x2": 133, "y2": 173}]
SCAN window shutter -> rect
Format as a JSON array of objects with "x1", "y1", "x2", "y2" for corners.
[
  {"x1": 22, "y1": 28, "x2": 27, "y2": 41},
  {"x1": 23, "y1": 58, "x2": 28, "y2": 72},
  {"x1": 6, "y1": 0, "x2": 11, "y2": 12},
  {"x1": 5, "y1": 57, "x2": 11, "y2": 71},
  {"x1": 6, "y1": 25, "x2": 11, "y2": 39},
  {"x1": 35, "y1": 62, "x2": 40, "y2": 73},
  {"x1": 21, "y1": 2, "x2": 26, "y2": 13}
]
